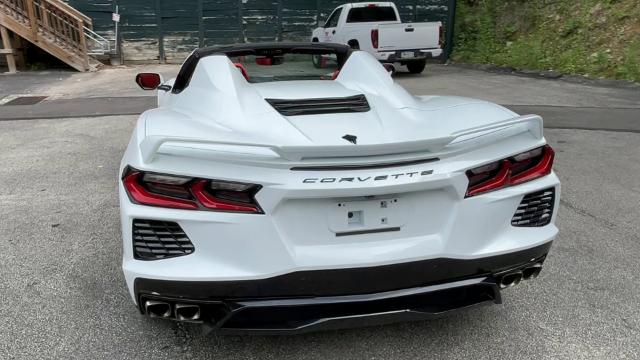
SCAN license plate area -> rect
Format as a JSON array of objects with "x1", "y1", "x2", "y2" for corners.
[
  {"x1": 400, "y1": 51, "x2": 416, "y2": 59},
  {"x1": 328, "y1": 197, "x2": 406, "y2": 235}
]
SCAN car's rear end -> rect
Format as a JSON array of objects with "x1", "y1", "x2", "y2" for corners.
[
  {"x1": 120, "y1": 44, "x2": 559, "y2": 333},
  {"x1": 374, "y1": 22, "x2": 443, "y2": 62},
  {"x1": 120, "y1": 121, "x2": 559, "y2": 333},
  {"x1": 343, "y1": 3, "x2": 443, "y2": 64}
]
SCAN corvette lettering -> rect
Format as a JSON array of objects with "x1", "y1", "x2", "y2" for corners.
[{"x1": 302, "y1": 170, "x2": 433, "y2": 183}]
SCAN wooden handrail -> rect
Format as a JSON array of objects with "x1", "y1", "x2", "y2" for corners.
[
  {"x1": 0, "y1": 0, "x2": 94, "y2": 70},
  {"x1": 42, "y1": 0, "x2": 91, "y2": 28}
]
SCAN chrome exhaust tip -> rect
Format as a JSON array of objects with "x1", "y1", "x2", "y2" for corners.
[
  {"x1": 175, "y1": 303, "x2": 201, "y2": 322},
  {"x1": 522, "y1": 263, "x2": 543, "y2": 280},
  {"x1": 499, "y1": 271, "x2": 523, "y2": 289},
  {"x1": 144, "y1": 300, "x2": 172, "y2": 318}
]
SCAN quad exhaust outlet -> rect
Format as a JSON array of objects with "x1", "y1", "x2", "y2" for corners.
[
  {"x1": 143, "y1": 299, "x2": 203, "y2": 322},
  {"x1": 176, "y1": 303, "x2": 201, "y2": 322},
  {"x1": 144, "y1": 300, "x2": 171, "y2": 318},
  {"x1": 499, "y1": 263, "x2": 544, "y2": 289}
]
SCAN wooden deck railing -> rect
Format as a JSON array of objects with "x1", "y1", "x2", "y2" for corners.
[{"x1": 0, "y1": 0, "x2": 94, "y2": 71}]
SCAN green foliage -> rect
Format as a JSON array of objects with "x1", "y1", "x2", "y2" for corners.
[{"x1": 452, "y1": 0, "x2": 640, "y2": 83}]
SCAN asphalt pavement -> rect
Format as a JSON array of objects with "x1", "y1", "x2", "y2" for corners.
[{"x1": 0, "y1": 65, "x2": 639, "y2": 359}]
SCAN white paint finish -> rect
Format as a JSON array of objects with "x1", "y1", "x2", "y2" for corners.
[
  {"x1": 119, "y1": 43, "x2": 560, "y2": 302},
  {"x1": 312, "y1": 2, "x2": 442, "y2": 61}
]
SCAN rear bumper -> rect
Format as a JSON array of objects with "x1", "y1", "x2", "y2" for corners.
[
  {"x1": 134, "y1": 241, "x2": 550, "y2": 333},
  {"x1": 375, "y1": 48, "x2": 443, "y2": 62}
]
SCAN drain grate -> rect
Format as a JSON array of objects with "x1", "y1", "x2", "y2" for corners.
[{"x1": 3, "y1": 96, "x2": 49, "y2": 105}]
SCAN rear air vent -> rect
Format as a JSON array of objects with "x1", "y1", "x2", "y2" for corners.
[
  {"x1": 132, "y1": 219, "x2": 194, "y2": 260},
  {"x1": 511, "y1": 188, "x2": 555, "y2": 227},
  {"x1": 265, "y1": 95, "x2": 370, "y2": 116}
]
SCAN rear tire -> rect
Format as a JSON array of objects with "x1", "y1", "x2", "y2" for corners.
[
  {"x1": 311, "y1": 38, "x2": 323, "y2": 68},
  {"x1": 312, "y1": 54, "x2": 323, "y2": 68},
  {"x1": 406, "y1": 60, "x2": 426, "y2": 74}
]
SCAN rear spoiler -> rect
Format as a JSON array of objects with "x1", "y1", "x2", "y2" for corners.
[{"x1": 140, "y1": 114, "x2": 542, "y2": 164}]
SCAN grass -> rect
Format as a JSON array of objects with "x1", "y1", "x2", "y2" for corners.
[{"x1": 452, "y1": 0, "x2": 640, "y2": 83}]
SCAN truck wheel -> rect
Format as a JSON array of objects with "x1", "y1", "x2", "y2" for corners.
[
  {"x1": 407, "y1": 60, "x2": 426, "y2": 74},
  {"x1": 311, "y1": 38, "x2": 323, "y2": 68},
  {"x1": 347, "y1": 40, "x2": 360, "y2": 50},
  {"x1": 312, "y1": 55, "x2": 323, "y2": 68}
]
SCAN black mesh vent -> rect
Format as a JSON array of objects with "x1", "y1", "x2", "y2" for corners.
[
  {"x1": 511, "y1": 188, "x2": 555, "y2": 227},
  {"x1": 265, "y1": 95, "x2": 370, "y2": 116},
  {"x1": 133, "y1": 220, "x2": 194, "y2": 260}
]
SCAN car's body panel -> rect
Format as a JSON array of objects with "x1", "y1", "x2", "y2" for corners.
[{"x1": 120, "y1": 43, "x2": 559, "y2": 331}]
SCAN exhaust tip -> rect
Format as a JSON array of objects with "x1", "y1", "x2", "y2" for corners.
[
  {"x1": 522, "y1": 263, "x2": 543, "y2": 280},
  {"x1": 499, "y1": 271, "x2": 523, "y2": 289},
  {"x1": 144, "y1": 300, "x2": 172, "y2": 318},
  {"x1": 175, "y1": 303, "x2": 201, "y2": 322}
]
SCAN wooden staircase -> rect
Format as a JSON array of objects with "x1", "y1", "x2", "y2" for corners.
[{"x1": 0, "y1": 0, "x2": 100, "y2": 72}]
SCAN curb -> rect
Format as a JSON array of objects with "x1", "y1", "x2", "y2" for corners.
[{"x1": 450, "y1": 63, "x2": 640, "y2": 90}]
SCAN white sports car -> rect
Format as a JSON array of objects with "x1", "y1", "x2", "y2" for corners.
[{"x1": 120, "y1": 43, "x2": 560, "y2": 333}]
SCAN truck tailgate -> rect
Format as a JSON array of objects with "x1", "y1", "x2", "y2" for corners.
[{"x1": 378, "y1": 22, "x2": 440, "y2": 51}]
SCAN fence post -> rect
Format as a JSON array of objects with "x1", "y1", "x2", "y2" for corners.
[
  {"x1": 316, "y1": 0, "x2": 321, "y2": 26},
  {"x1": 444, "y1": 0, "x2": 457, "y2": 61},
  {"x1": 155, "y1": 0, "x2": 164, "y2": 62},
  {"x1": 238, "y1": 0, "x2": 245, "y2": 42},
  {"x1": 276, "y1": 0, "x2": 282, "y2": 41},
  {"x1": 197, "y1": 0, "x2": 204, "y2": 47}
]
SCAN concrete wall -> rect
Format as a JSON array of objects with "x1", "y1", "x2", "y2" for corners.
[{"x1": 68, "y1": 0, "x2": 452, "y2": 63}]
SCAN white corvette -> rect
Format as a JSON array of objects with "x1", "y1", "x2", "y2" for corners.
[{"x1": 120, "y1": 43, "x2": 560, "y2": 333}]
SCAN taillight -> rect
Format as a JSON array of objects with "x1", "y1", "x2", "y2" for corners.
[
  {"x1": 465, "y1": 145, "x2": 554, "y2": 197},
  {"x1": 122, "y1": 168, "x2": 263, "y2": 213},
  {"x1": 371, "y1": 29, "x2": 379, "y2": 49},
  {"x1": 438, "y1": 25, "x2": 444, "y2": 48}
]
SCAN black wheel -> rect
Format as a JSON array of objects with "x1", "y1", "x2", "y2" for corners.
[
  {"x1": 312, "y1": 54, "x2": 323, "y2": 68},
  {"x1": 406, "y1": 60, "x2": 426, "y2": 74},
  {"x1": 347, "y1": 40, "x2": 360, "y2": 50},
  {"x1": 311, "y1": 38, "x2": 323, "y2": 68}
]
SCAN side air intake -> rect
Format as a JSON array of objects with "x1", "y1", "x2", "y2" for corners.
[
  {"x1": 265, "y1": 95, "x2": 370, "y2": 116},
  {"x1": 511, "y1": 188, "x2": 555, "y2": 227}
]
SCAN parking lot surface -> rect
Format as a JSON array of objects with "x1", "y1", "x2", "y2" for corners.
[{"x1": 1, "y1": 65, "x2": 639, "y2": 359}]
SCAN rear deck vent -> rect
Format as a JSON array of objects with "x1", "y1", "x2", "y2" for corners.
[
  {"x1": 132, "y1": 219, "x2": 194, "y2": 260},
  {"x1": 265, "y1": 94, "x2": 370, "y2": 116},
  {"x1": 511, "y1": 188, "x2": 555, "y2": 227}
]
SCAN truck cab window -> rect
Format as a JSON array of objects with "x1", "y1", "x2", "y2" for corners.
[
  {"x1": 325, "y1": 7, "x2": 342, "y2": 28},
  {"x1": 346, "y1": 6, "x2": 397, "y2": 22}
]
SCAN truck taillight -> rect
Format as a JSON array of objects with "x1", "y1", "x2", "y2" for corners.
[
  {"x1": 439, "y1": 25, "x2": 444, "y2": 48},
  {"x1": 465, "y1": 145, "x2": 555, "y2": 197},
  {"x1": 371, "y1": 29, "x2": 379, "y2": 49},
  {"x1": 122, "y1": 168, "x2": 263, "y2": 213}
]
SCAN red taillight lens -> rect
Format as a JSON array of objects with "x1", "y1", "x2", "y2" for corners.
[
  {"x1": 371, "y1": 29, "x2": 379, "y2": 49},
  {"x1": 438, "y1": 25, "x2": 444, "y2": 48},
  {"x1": 465, "y1": 145, "x2": 554, "y2": 197},
  {"x1": 122, "y1": 168, "x2": 262, "y2": 213},
  {"x1": 510, "y1": 145, "x2": 554, "y2": 185},
  {"x1": 192, "y1": 180, "x2": 261, "y2": 213}
]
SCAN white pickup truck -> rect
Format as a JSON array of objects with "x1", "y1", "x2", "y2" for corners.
[{"x1": 311, "y1": 2, "x2": 443, "y2": 74}]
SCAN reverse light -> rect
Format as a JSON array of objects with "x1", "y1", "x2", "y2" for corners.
[
  {"x1": 122, "y1": 168, "x2": 263, "y2": 213},
  {"x1": 371, "y1": 29, "x2": 379, "y2": 49},
  {"x1": 465, "y1": 145, "x2": 554, "y2": 197}
]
